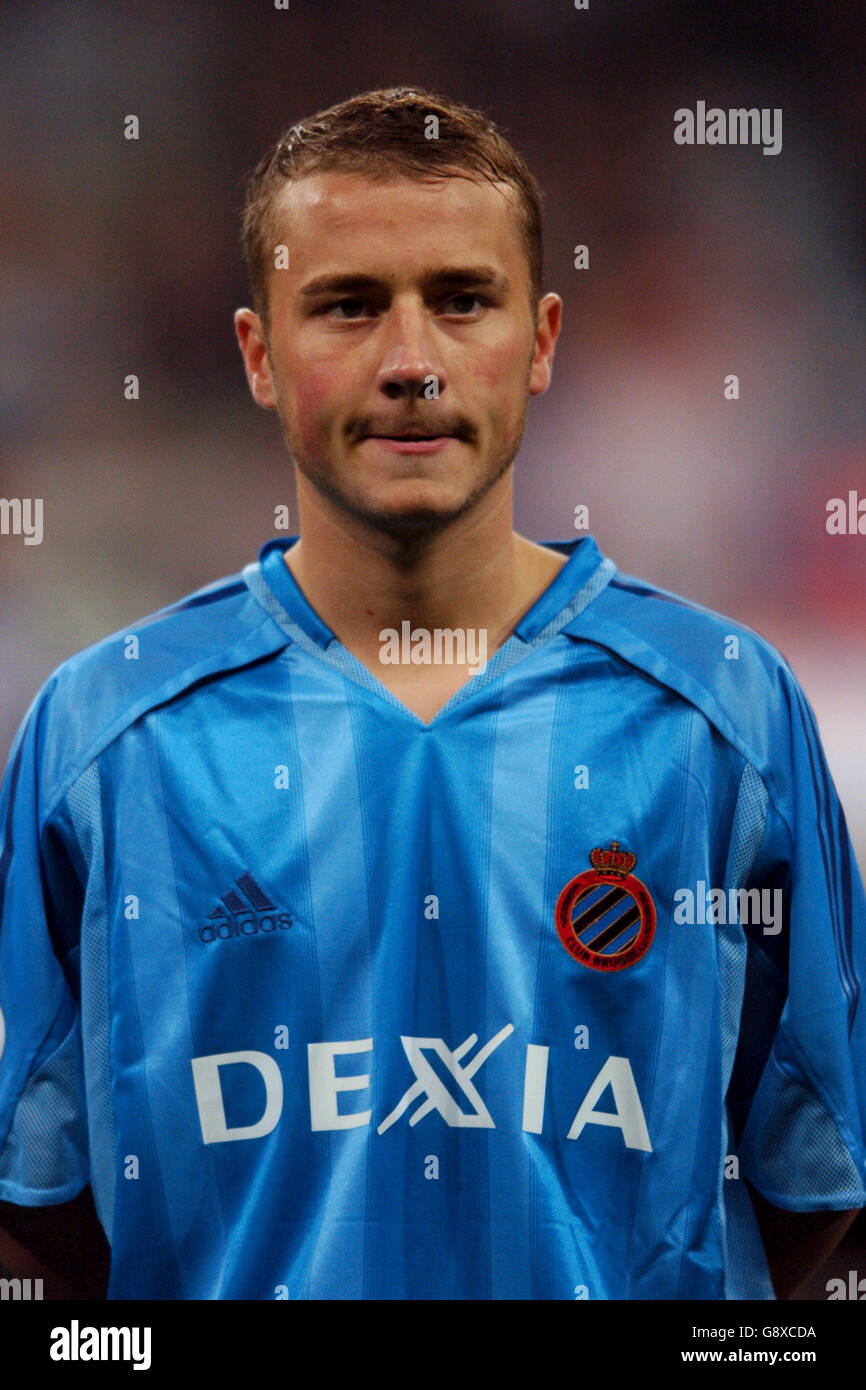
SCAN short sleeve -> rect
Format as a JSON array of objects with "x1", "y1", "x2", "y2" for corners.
[
  {"x1": 730, "y1": 663, "x2": 866, "y2": 1211},
  {"x1": 0, "y1": 685, "x2": 89, "y2": 1205}
]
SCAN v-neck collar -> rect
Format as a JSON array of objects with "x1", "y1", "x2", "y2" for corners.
[{"x1": 247, "y1": 534, "x2": 615, "y2": 726}]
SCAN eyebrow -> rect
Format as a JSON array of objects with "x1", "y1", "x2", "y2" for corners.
[{"x1": 298, "y1": 265, "x2": 510, "y2": 300}]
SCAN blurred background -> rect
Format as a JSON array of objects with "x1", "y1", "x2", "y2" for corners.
[{"x1": 0, "y1": 0, "x2": 864, "y2": 1297}]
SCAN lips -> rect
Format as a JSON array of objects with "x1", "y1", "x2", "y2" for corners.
[
  {"x1": 366, "y1": 432, "x2": 452, "y2": 440},
  {"x1": 363, "y1": 434, "x2": 456, "y2": 454}
]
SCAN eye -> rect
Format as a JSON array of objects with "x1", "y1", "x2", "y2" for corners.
[
  {"x1": 443, "y1": 293, "x2": 483, "y2": 314},
  {"x1": 325, "y1": 298, "x2": 371, "y2": 320}
]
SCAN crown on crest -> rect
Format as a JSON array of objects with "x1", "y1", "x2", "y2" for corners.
[{"x1": 589, "y1": 840, "x2": 636, "y2": 879}]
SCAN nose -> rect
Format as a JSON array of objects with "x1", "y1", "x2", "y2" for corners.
[{"x1": 375, "y1": 296, "x2": 445, "y2": 400}]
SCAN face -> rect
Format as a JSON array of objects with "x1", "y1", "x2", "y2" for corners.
[{"x1": 235, "y1": 171, "x2": 561, "y2": 538}]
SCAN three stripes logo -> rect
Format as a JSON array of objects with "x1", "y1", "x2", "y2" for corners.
[
  {"x1": 199, "y1": 872, "x2": 293, "y2": 944},
  {"x1": 555, "y1": 842, "x2": 655, "y2": 972}
]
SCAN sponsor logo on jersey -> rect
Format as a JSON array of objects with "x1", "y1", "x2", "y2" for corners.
[
  {"x1": 555, "y1": 841, "x2": 656, "y2": 971},
  {"x1": 190, "y1": 1026, "x2": 653, "y2": 1151},
  {"x1": 198, "y1": 872, "x2": 292, "y2": 943},
  {"x1": 377, "y1": 1024, "x2": 514, "y2": 1133}
]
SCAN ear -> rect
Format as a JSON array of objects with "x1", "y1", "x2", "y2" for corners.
[
  {"x1": 234, "y1": 308, "x2": 278, "y2": 410},
  {"x1": 528, "y1": 293, "x2": 562, "y2": 397}
]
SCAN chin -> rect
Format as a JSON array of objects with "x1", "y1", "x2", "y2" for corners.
[
  {"x1": 341, "y1": 489, "x2": 476, "y2": 539},
  {"x1": 359, "y1": 504, "x2": 465, "y2": 538},
  {"x1": 302, "y1": 453, "x2": 511, "y2": 537}
]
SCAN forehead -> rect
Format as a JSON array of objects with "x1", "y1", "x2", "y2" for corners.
[{"x1": 269, "y1": 171, "x2": 525, "y2": 279}]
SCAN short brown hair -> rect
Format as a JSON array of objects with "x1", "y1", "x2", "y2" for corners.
[{"x1": 240, "y1": 86, "x2": 544, "y2": 338}]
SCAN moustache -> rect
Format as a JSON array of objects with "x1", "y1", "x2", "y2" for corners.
[{"x1": 356, "y1": 420, "x2": 470, "y2": 441}]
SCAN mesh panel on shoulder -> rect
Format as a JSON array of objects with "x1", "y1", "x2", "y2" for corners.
[
  {"x1": 725, "y1": 762, "x2": 768, "y2": 889},
  {"x1": 719, "y1": 762, "x2": 770, "y2": 1093},
  {"x1": 748, "y1": 1061, "x2": 864, "y2": 1204},
  {"x1": 0, "y1": 1014, "x2": 88, "y2": 1195},
  {"x1": 66, "y1": 760, "x2": 116, "y2": 1241},
  {"x1": 720, "y1": 1140, "x2": 776, "y2": 1299}
]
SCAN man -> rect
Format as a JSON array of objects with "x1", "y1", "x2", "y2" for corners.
[{"x1": 0, "y1": 87, "x2": 863, "y2": 1300}]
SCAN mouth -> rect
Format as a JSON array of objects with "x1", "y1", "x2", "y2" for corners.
[{"x1": 362, "y1": 434, "x2": 457, "y2": 454}]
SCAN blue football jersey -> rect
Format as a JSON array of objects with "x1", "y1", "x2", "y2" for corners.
[{"x1": 0, "y1": 534, "x2": 864, "y2": 1300}]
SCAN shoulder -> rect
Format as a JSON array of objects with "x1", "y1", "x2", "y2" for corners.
[
  {"x1": 13, "y1": 565, "x2": 289, "y2": 817},
  {"x1": 572, "y1": 561, "x2": 809, "y2": 780}
]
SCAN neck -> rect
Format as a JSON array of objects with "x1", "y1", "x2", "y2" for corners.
[{"x1": 283, "y1": 474, "x2": 568, "y2": 661}]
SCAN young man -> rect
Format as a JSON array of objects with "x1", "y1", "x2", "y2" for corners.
[{"x1": 0, "y1": 87, "x2": 863, "y2": 1301}]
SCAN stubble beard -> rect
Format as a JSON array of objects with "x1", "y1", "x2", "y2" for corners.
[{"x1": 278, "y1": 404, "x2": 529, "y2": 544}]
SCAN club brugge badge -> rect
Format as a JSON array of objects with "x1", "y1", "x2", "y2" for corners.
[{"x1": 555, "y1": 841, "x2": 656, "y2": 972}]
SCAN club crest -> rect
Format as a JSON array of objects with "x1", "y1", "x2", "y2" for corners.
[{"x1": 555, "y1": 841, "x2": 656, "y2": 972}]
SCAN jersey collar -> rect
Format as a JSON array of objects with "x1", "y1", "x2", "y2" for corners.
[{"x1": 257, "y1": 534, "x2": 610, "y2": 650}]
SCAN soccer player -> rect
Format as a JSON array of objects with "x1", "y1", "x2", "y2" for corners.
[{"x1": 0, "y1": 87, "x2": 864, "y2": 1301}]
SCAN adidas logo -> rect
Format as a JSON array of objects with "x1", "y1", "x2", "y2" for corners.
[{"x1": 199, "y1": 872, "x2": 293, "y2": 943}]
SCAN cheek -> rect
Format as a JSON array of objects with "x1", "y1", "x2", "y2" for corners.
[
  {"x1": 471, "y1": 340, "x2": 530, "y2": 417},
  {"x1": 284, "y1": 364, "x2": 339, "y2": 446}
]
